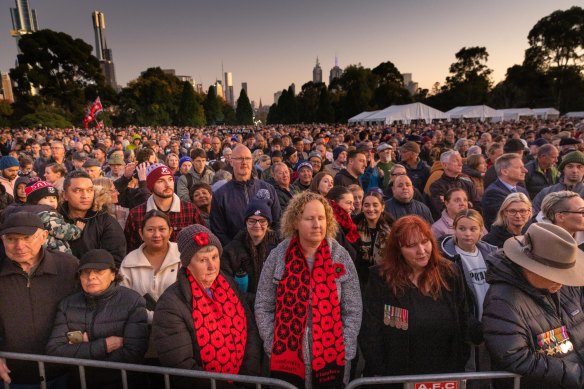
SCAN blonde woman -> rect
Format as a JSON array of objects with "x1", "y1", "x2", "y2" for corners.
[
  {"x1": 483, "y1": 192, "x2": 532, "y2": 248},
  {"x1": 93, "y1": 177, "x2": 128, "y2": 228}
]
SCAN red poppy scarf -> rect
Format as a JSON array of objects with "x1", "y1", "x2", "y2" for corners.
[
  {"x1": 185, "y1": 268, "x2": 247, "y2": 374},
  {"x1": 329, "y1": 199, "x2": 360, "y2": 243},
  {"x1": 270, "y1": 236, "x2": 345, "y2": 388}
]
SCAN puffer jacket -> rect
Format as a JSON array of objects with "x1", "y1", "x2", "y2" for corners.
[
  {"x1": 152, "y1": 268, "x2": 261, "y2": 389},
  {"x1": 210, "y1": 178, "x2": 281, "y2": 246},
  {"x1": 524, "y1": 160, "x2": 559, "y2": 199},
  {"x1": 176, "y1": 166, "x2": 215, "y2": 203},
  {"x1": 482, "y1": 251, "x2": 584, "y2": 389},
  {"x1": 46, "y1": 284, "x2": 148, "y2": 388}
]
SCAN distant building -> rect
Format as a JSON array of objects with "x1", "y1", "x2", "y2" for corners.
[
  {"x1": 274, "y1": 91, "x2": 282, "y2": 104},
  {"x1": 224, "y1": 72, "x2": 234, "y2": 106},
  {"x1": 290, "y1": 83, "x2": 296, "y2": 96},
  {"x1": 215, "y1": 80, "x2": 224, "y2": 99},
  {"x1": 329, "y1": 56, "x2": 342, "y2": 84},
  {"x1": 195, "y1": 83, "x2": 204, "y2": 94},
  {"x1": 401, "y1": 73, "x2": 419, "y2": 96},
  {"x1": 313, "y1": 57, "x2": 322, "y2": 84},
  {"x1": 0, "y1": 73, "x2": 15, "y2": 103},
  {"x1": 176, "y1": 75, "x2": 195, "y2": 88},
  {"x1": 92, "y1": 11, "x2": 118, "y2": 90},
  {"x1": 162, "y1": 69, "x2": 176, "y2": 76},
  {"x1": 10, "y1": 0, "x2": 39, "y2": 52},
  {"x1": 241, "y1": 82, "x2": 248, "y2": 95}
]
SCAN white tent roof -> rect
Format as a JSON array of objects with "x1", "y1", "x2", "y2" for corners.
[
  {"x1": 446, "y1": 105, "x2": 498, "y2": 120},
  {"x1": 564, "y1": 112, "x2": 584, "y2": 118},
  {"x1": 532, "y1": 108, "x2": 560, "y2": 118},
  {"x1": 347, "y1": 110, "x2": 379, "y2": 123},
  {"x1": 492, "y1": 108, "x2": 534, "y2": 122},
  {"x1": 356, "y1": 103, "x2": 448, "y2": 124}
]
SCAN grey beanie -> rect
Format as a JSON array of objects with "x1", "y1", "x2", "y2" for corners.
[{"x1": 176, "y1": 224, "x2": 223, "y2": 267}]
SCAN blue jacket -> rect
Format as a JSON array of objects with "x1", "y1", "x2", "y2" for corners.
[
  {"x1": 482, "y1": 179, "x2": 529, "y2": 230},
  {"x1": 210, "y1": 178, "x2": 281, "y2": 246}
]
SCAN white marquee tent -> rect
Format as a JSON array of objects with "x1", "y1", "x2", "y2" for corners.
[
  {"x1": 350, "y1": 103, "x2": 448, "y2": 124},
  {"x1": 492, "y1": 108, "x2": 534, "y2": 122},
  {"x1": 347, "y1": 110, "x2": 379, "y2": 124},
  {"x1": 532, "y1": 108, "x2": 560, "y2": 119},
  {"x1": 446, "y1": 105, "x2": 498, "y2": 120},
  {"x1": 564, "y1": 112, "x2": 584, "y2": 119}
]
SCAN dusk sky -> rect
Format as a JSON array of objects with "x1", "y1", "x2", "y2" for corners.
[{"x1": 1, "y1": 0, "x2": 578, "y2": 106}]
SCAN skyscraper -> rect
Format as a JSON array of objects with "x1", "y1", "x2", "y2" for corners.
[
  {"x1": 10, "y1": 0, "x2": 39, "y2": 53},
  {"x1": 241, "y1": 82, "x2": 248, "y2": 96},
  {"x1": 92, "y1": 11, "x2": 118, "y2": 90},
  {"x1": 224, "y1": 72, "x2": 234, "y2": 107},
  {"x1": 0, "y1": 73, "x2": 15, "y2": 103},
  {"x1": 313, "y1": 57, "x2": 322, "y2": 84},
  {"x1": 329, "y1": 56, "x2": 342, "y2": 85}
]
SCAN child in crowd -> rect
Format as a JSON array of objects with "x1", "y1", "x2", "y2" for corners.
[{"x1": 25, "y1": 180, "x2": 82, "y2": 254}]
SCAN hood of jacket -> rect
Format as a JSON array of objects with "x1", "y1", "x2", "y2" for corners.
[{"x1": 440, "y1": 235, "x2": 498, "y2": 260}]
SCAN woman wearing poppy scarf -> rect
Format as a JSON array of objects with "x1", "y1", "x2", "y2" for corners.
[
  {"x1": 255, "y1": 192, "x2": 362, "y2": 388},
  {"x1": 152, "y1": 225, "x2": 261, "y2": 389}
]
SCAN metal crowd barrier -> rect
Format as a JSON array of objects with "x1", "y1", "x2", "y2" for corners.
[
  {"x1": 345, "y1": 371, "x2": 521, "y2": 389},
  {"x1": 0, "y1": 352, "x2": 298, "y2": 389}
]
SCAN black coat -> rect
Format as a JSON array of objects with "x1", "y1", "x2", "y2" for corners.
[
  {"x1": 152, "y1": 268, "x2": 261, "y2": 389},
  {"x1": 482, "y1": 225, "x2": 514, "y2": 248},
  {"x1": 46, "y1": 284, "x2": 148, "y2": 389},
  {"x1": 483, "y1": 252, "x2": 584, "y2": 389}
]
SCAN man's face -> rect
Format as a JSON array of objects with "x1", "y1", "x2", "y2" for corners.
[
  {"x1": 443, "y1": 154, "x2": 463, "y2": 177},
  {"x1": 41, "y1": 145, "x2": 51, "y2": 158},
  {"x1": 288, "y1": 152, "x2": 299, "y2": 165},
  {"x1": 378, "y1": 148, "x2": 392, "y2": 163},
  {"x1": 211, "y1": 138, "x2": 222, "y2": 152},
  {"x1": 392, "y1": 175, "x2": 414, "y2": 203},
  {"x1": 110, "y1": 164, "x2": 125, "y2": 177},
  {"x1": 309, "y1": 157, "x2": 322, "y2": 172},
  {"x1": 193, "y1": 157, "x2": 206, "y2": 174},
  {"x1": 84, "y1": 166, "x2": 102, "y2": 180},
  {"x1": 152, "y1": 175, "x2": 174, "y2": 199},
  {"x1": 170, "y1": 142, "x2": 179, "y2": 153},
  {"x1": 63, "y1": 177, "x2": 94, "y2": 212},
  {"x1": 94, "y1": 149, "x2": 106, "y2": 162},
  {"x1": 51, "y1": 143, "x2": 65, "y2": 160},
  {"x1": 230, "y1": 147, "x2": 253, "y2": 181},
  {"x1": 563, "y1": 163, "x2": 584, "y2": 184},
  {"x1": 274, "y1": 166, "x2": 290, "y2": 187},
  {"x1": 348, "y1": 153, "x2": 367, "y2": 176},
  {"x1": 538, "y1": 148, "x2": 559, "y2": 170},
  {"x1": 555, "y1": 196, "x2": 584, "y2": 234},
  {"x1": 502, "y1": 158, "x2": 527, "y2": 184},
  {"x1": 294, "y1": 141, "x2": 304, "y2": 154},
  {"x1": 298, "y1": 167, "x2": 313, "y2": 186},
  {"x1": 31, "y1": 144, "x2": 40, "y2": 155},
  {"x1": 336, "y1": 151, "x2": 347, "y2": 164},
  {"x1": 316, "y1": 145, "x2": 326, "y2": 158},
  {"x1": 2, "y1": 229, "x2": 48, "y2": 267},
  {"x1": 2, "y1": 166, "x2": 19, "y2": 181}
]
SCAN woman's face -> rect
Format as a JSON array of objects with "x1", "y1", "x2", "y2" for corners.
[
  {"x1": 297, "y1": 200, "x2": 327, "y2": 245},
  {"x1": 475, "y1": 156, "x2": 487, "y2": 174},
  {"x1": 139, "y1": 216, "x2": 171, "y2": 250},
  {"x1": 400, "y1": 233, "x2": 432, "y2": 274},
  {"x1": 362, "y1": 195, "x2": 384, "y2": 223},
  {"x1": 454, "y1": 217, "x2": 482, "y2": 249},
  {"x1": 445, "y1": 190, "x2": 468, "y2": 217},
  {"x1": 44, "y1": 167, "x2": 60, "y2": 184},
  {"x1": 79, "y1": 268, "x2": 116, "y2": 295},
  {"x1": 352, "y1": 190, "x2": 364, "y2": 213},
  {"x1": 187, "y1": 246, "x2": 220, "y2": 289},
  {"x1": 317, "y1": 175, "x2": 334, "y2": 196},
  {"x1": 167, "y1": 155, "x2": 179, "y2": 169},
  {"x1": 246, "y1": 215, "x2": 269, "y2": 241},
  {"x1": 337, "y1": 193, "x2": 355, "y2": 214},
  {"x1": 504, "y1": 201, "x2": 531, "y2": 230}
]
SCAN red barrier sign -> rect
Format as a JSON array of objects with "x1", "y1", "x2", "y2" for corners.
[{"x1": 414, "y1": 381, "x2": 459, "y2": 389}]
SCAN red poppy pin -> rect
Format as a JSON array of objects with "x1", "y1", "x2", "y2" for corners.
[
  {"x1": 193, "y1": 232, "x2": 209, "y2": 246},
  {"x1": 333, "y1": 263, "x2": 346, "y2": 278}
]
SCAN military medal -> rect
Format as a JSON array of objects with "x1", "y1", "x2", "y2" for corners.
[
  {"x1": 384, "y1": 305, "x2": 391, "y2": 326},
  {"x1": 536, "y1": 326, "x2": 573, "y2": 355}
]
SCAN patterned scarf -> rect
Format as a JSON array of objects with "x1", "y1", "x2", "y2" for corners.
[
  {"x1": 329, "y1": 200, "x2": 360, "y2": 243},
  {"x1": 270, "y1": 236, "x2": 345, "y2": 388},
  {"x1": 185, "y1": 268, "x2": 247, "y2": 374}
]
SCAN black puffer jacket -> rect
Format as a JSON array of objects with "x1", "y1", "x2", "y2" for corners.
[
  {"x1": 46, "y1": 284, "x2": 148, "y2": 388},
  {"x1": 482, "y1": 252, "x2": 584, "y2": 389},
  {"x1": 152, "y1": 268, "x2": 261, "y2": 389}
]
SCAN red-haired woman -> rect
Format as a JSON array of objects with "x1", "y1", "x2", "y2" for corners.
[{"x1": 359, "y1": 215, "x2": 469, "y2": 383}]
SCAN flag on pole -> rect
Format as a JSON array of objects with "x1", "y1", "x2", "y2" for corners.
[{"x1": 83, "y1": 97, "x2": 103, "y2": 129}]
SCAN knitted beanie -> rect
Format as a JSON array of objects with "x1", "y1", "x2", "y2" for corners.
[
  {"x1": 178, "y1": 156, "x2": 192, "y2": 169},
  {"x1": 0, "y1": 156, "x2": 19, "y2": 170},
  {"x1": 146, "y1": 163, "x2": 173, "y2": 191},
  {"x1": 25, "y1": 180, "x2": 58, "y2": 205},
  {"x1": 245, "y1": 198, "x2": 272, "y2": 223},
  {"x1": 332, "y1": 146, "x2": 347, "y2": 161},
  {"x1": 559, "y1": 151, "x2": 584, "y2": 171},
  {"x1": 176, "y1": 224, "x2": 223, "y2": 267}
]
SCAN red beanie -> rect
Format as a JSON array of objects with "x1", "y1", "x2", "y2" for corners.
[{"x1": 146, "y1": 163, "x2": 173, "y2": 191}]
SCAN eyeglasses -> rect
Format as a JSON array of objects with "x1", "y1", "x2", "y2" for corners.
[
  {"x1": 232, "y1": 157, "x2": 253, "y2": 163},
  {"x1": 559, "y1": 210, "x2": 584, "y2": 216},
  {"x1": 246, "y1": 218, "x2": 268, "y2": 227},
  {"x1": 506, "y1": 209, "x2": 530, "y2": 216},
  {"x1": 391, "y1": 172, "x2": 406, "y2": 176}
]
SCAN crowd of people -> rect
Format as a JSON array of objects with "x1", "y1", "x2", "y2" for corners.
[{"x1": 0, "y1": 118, "x2": 584, "y2": 388}]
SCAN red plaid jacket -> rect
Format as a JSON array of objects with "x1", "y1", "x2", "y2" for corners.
[{"x1": 124, "y1": 196, "x2": 205, "y2": 252}]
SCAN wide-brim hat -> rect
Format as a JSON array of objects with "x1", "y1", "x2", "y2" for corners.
[{"x1": 503, "y1": 223, "x2": 584, "y2": 286}]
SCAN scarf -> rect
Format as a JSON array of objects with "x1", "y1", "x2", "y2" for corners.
[
  {"x1": 185, "y1": 268, "x2": 247, "y2": 375},
  {"x1": 329, "y1": 200, "x2": 360, "y2": 243},
  {"x1": 270, "y1": 236, "x2": 345, "y2": 388}
]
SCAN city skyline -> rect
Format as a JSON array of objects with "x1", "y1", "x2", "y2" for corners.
[{"x1": 1, "y1": 0, "x2": 578, "y2": 106}]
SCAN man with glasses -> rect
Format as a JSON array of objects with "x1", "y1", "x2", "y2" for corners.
[
  {"x1": 0, "y1": 212, "x2": 78, "y2": 388},
  {"x1": 211, "y1": 145, "x2": 281, "y2": 246},
  {"x1": 482, "y1": 153, "x2": 530, "y2": 230},
  {"x1": 34, "y1": 141, "x2": 74, "y2": 179},
  {"x1": 541, "y1": 191, "x2": 584, "y2": 250}
]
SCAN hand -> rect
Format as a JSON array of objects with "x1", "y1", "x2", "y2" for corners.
[
  {"x1": 82, "y1": 332, "x2": 89, "y2": 342},
  {"x1": 0, "y1": 358, "x2": 11, "y2": 384},
  {"x1": 75, "y1": 220, "x2": 86, "y2": 230},
  {"x1": 136, "y1": 163, "x2": 148, "y2": 181},
  {"x1": 377, "y1": 168, "x2": 384, "y2": 178},
  {"x1": 105, "y1": 336, "x2": 124, "y2": 353},
  {"x1": 123, "y1": 162, "x2": 136, "y2": 179}
]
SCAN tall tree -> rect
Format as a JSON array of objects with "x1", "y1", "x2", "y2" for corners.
[
  {"x1": 235, "y1": 88, "x2": 254, "y2": 124},
  {"x1": 176, "y1": 81, "x2": 205, "y2": 126},
  {"x1": 337, "y1": 65, "x2": 376, "y2": 122},
  {"x1": 203, "y1": 85, "x2": 223, "y2": 124},
  {"x1": 316, "y1": 88, "x2": 335, "y2": 123},
  {"x1": 297, "y1": 82, "x2": 325, "y2": 123},
  {"x1": 278, "y1": 86, "x2": 299, "y2": 124}
]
